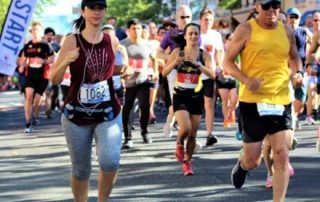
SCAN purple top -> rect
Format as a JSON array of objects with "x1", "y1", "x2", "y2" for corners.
[
  {"x1": 160, "y1": 28, "x2": 202, "y2": 53},
  {"x1": 160, "y1": 28, "x2": 183, "y2": 53}
]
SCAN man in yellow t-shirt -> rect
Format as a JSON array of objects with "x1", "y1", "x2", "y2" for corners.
[{"x1": 223, "y1": 0, "x2": 303, "y2": 201}]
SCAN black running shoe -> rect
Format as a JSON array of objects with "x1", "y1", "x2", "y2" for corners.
[
  {"x1": 141, "y1": 131, "x2": 153, "y2": 144},
  {"x1": 45, "y1": 110, "x2": 52, "y2": 119},
  {"x1": 121, "y1": 140, "x2": 133, "y2": 150},
  {"x1": 206, "y1": 135, "x2": 218, "y2": 146},
  {"x1": 231, "y1": 161, "x2": 248, "y2": 189},
  {"x1": 289, "y1": 137, "x2": 298, "y2": 150}
]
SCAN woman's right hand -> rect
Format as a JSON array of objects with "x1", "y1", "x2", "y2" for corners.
[{"x1": 64, "y1": 47, "x2": 80, "y2": 65}]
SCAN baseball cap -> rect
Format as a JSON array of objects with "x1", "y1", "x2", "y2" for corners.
[
  {"x1": 258, "y1": 0, "x2": 281, "y2": 5},
  {"x1": 287, "y1": 8, "x2": 301, "y2": 17},
  {"x1": 102, "y1": 24, "x2": 114, "y2": 31},
  {"x1": 81, "y1": 0, "x2": 107, "y2": 9}
]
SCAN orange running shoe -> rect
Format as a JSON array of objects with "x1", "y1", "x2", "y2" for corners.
[{"x1": 223, "y1": 118, "x2": 231, "y2": 128}]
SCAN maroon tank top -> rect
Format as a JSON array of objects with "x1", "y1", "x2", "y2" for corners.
[{"x1": 64, "y1": 33, "x2": 120, "y2": 125}]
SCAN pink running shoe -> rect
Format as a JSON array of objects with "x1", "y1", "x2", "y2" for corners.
[
  {"x1": 175, "y1": 144, "x2": 184, "y2": 162},
  {"x1": 306, "y1": 115, "x2": 316, "y2": 125},
  {"x1": 182, "y1": 161, "x2": 194, "y2": 176},
  {"x1": 288, "y1": 163, "x2": 295, "y2": 177},
  {"x1": 265, "y1": 175, "x2": 272, "y2": 188}
]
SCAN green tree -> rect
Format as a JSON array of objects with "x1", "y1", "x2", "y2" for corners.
[
  {"x1": 0, "y1": 0, "x2": 11, "y2": 32},
  {"x1": 34, "y1": 0, "x2": 55, "y2": 15},
  {"x1": 218, "y1": 0, "x2": 241, "y2": 10},
  {"x1": 107, "y1": 0, "x2": 171, "y2": 27},
  {"x1": 0, "y1": 0, "x2": 54, "y2": 33}
]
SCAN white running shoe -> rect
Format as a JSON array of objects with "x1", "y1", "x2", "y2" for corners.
[
  {"x1": 163, "y1": 123, "x2": 173, "y2": 137},
  {"x1": 194, "y1": 141, "x2": 202, "y2": 153},
  {"x1": 24, "y1": 126, "x2": 32, "y2": 133}
]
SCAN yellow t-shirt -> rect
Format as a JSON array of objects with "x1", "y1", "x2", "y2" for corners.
[{"x1": 239, "y1": 19, "x2": 291, "y2": 105}]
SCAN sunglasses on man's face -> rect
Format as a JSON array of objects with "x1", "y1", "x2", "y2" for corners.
[
  {"x1": 261, "y1": 2, "x2": 281, "y2": 11},
  {"x1": 180, "y1": 16, "x2": 191, "y2": 20},
  {"x1": 289, "y1": 15, "x2": 299, "y2": 19}
]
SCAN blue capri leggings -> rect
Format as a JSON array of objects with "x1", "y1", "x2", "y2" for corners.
[{"x1": 61, "y1": 114, "x2": 122, "y2": 181}]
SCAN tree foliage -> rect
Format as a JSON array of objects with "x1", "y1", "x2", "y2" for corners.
[
  {"x1": 218, "y1": 0, "x2": 241, "y2": 10},
  {"x1": 0, "y1": 0, "x2": 11, "y2": 31},
  {"x1": 106, "y1": 0, "x2": 171, "y2": 27},
  {"x1": 34, "y1": 0, "x2": 55, "y2": 16},
  {"x1": 0, "y1": 0, "x2": 55, "y2": 33}
]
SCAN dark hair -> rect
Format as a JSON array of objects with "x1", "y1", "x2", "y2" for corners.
[
  {"x1": 157, "y1": 26, "x2": 166, "y2": 34},
  {"x1": 44, "y1": 27, "x2": 55, "y2": 35},
  {"x1": 73, "y1": 16, "x2": 86, "y2": 32},
  {"x1": 107, "y1": 16, "x2": 116, "y2": 21},
  {"x1": 172, "y1": 23, "x2": 200, "y2": 48},
  {"x1": 183, "y1": 23, "x2": 200, "y2": 35},
  {"x1": 127, "y1": 18, "x2": 141, "y2": 29},
  {"x1": 280, "y1": 10, "x2": 287, "y2": 17},
  {"x1": 142, "y1": 24, "x2": 148, "y2": 30}
]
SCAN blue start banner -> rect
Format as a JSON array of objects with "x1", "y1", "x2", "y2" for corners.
[{"x1": 0, "y1": 0, "x2": 38, "y2": 76}]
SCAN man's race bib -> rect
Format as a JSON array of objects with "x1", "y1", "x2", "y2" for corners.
[
  {"x1": 80, "y1": 80, "x2": 110, "y2": 104},
  {"x1": 257, "y1": 103, "x2": 285, "y2": 116},
  {"x1": 177, "y1": 73, "x2": 199, "y2": 89},
  {"x1": 29, "y1": 57, "x2": 43, "y2": 68},
  {"x1": 129, "y1": 58, "x2": 145, "y2": 72}
]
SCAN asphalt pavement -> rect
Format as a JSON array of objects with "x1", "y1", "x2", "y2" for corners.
[{"x1": 0, "y1": 90, "x2": 319, "y2": 202}]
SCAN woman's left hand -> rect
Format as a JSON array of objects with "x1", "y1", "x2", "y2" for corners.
[
  {"x1": 184, "y1": 55, "x2": 197, "y2": 65},
  {"x1": 120, "y1": 65, "x2": 134, "y2": 79}
]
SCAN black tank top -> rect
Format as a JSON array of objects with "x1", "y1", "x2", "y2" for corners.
[{"x1": 174, "y1": 49, "x2": 204, "y2": 95}]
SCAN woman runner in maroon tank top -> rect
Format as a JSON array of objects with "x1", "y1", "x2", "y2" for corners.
[{"x1": 50, "y1": 0, "x2": 132, "y2": 201}]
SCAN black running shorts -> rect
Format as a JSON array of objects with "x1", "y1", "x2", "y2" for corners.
[
  {"x1": 203, "y1": 79, "x2": 216, "y2": 98},
  {"x1": 239, "y1": 102, "x2": 292, "y2": 143},
  {"x1": 173, "y1": 92, "x2": 204, "y2": 115}
]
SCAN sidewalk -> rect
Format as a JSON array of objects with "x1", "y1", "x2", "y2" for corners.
[{"x1": 0, "y1": 91, "x2": 319, "y2": 201}]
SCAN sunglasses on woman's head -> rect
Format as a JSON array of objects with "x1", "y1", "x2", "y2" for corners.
[{"x1": 261, "y1": 2, "x2": 281, "y2": 10}]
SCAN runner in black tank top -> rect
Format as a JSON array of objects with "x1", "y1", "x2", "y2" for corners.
[{"x1": 162, "y1": 23, "x2": 214, "y2": 176}]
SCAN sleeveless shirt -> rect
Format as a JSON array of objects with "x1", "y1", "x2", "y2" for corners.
[
  {"x1": 239, "y1": 19, "x2": 290, "y2": 105},
  {"x1": 64, "y1": 33, "x2": 120, "y2": 125}
]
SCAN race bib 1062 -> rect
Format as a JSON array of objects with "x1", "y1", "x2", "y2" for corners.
[{"x1": 80, "y1": 80, "x2": 110, "y2": 104}]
